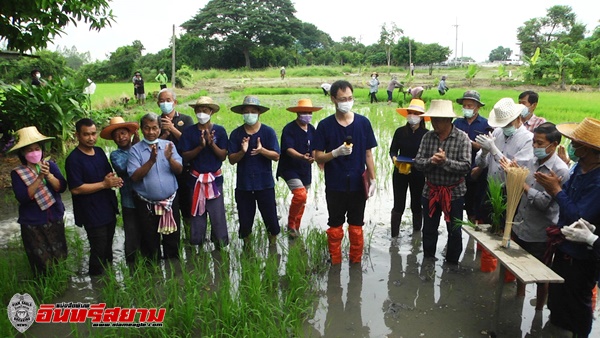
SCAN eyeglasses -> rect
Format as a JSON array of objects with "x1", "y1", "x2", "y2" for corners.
[{"x1": 334, "y1": 96, "x2": 353, "y2": 103}]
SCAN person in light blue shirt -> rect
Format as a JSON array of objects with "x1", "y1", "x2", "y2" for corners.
[{"x1": 128, "y1": 113, "x2": 183, "y2": 260}]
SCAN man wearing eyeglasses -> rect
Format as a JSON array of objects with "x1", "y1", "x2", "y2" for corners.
[{"x1": 314, "y1": 80, "x2": 377, "y2": 265}]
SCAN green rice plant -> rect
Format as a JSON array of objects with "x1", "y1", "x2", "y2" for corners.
[{"x1": 487, "y1": 176, "x2": 507, "y2": 234}]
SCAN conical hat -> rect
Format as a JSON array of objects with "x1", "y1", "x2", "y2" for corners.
[{"x1": 8, "y1": 126, "x2": 54, "y2": 153}]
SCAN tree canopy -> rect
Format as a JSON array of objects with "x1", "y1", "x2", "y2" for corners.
[
  {"x1": 0, "y1": 0, "x2": 115, "y2": 53},
  {"x1": 488, "y1": 46, "x2": 513, "y2": 62},
  {"x1": 182, "y1": 0, "x2": 301, "y2": 68}
]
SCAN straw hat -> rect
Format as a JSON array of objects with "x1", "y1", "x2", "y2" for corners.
[
  {"x1": 421, "y1": 100, "x2": 457, "y2": 118},
  {"x1": 231, "y1": 95, "x2": 270, "y2": 114},
  {"x1": 189, "y1": 96, "x2": 220, "y2": 113},
  {"x1": 100, "y1": 117, "x2": 139, "y2": 140},
  {"x1": 488, "y1": 98, "x2": 525, "y2": 127},
  {"x1": 556, "y1": 117, "x2": 600, "y2": 151},
  {"x1": 286, "y1": 99, "x2": 322, "y2": 113},
  {"x1": 456, "y1": 90, "x2": 485, "y2": 106},
  {"x1": 8, "y1": 126, "x2": 54, "y2": 153},
  {"x1": 396, "y1": 99, "x2": 431, "y2": 121}
]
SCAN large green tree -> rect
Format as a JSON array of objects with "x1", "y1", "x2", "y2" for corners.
[
  {"x1": 107, "y1": 40, "x2": 144, "y2": 80},
  {"x1": 414, "y1": 43, "x2": 451, "y2": 75},
  {"x1": 182, "y1": 0, "x2": 301, "y2": 68},
  {"x1": 517, "y1": 5, "x2": 586, "y2": 57},
  {"x1": 0, "y1": 0, "x2": 115, "y2": 53},
  {"x1": 488, "y1": 46, "x2": 512, "y2": 62}
]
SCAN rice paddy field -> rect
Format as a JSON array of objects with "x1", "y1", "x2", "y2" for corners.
[{"x1": 2, "y1": 69, "x2": 600, "y2": 337}]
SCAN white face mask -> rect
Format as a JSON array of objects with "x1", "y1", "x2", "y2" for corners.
[
  {"x1": 35, "y1": 73, "x2": 41, "y2": 79},
  {"x1": 462, "y1": 108, "x2": 474, "y2": 119},
  {"x1": 337, "y1": 100, "x2": 353, "y2": 114},
  {"x1": 196, "y1": 112, "x2": 211, "y2": 124},
  {"x1": 407, "y1": 115, "x2": 421, "y2": 125},
  {"x1": 243, "y1": 113, "x2": 259, "y2": 126}
]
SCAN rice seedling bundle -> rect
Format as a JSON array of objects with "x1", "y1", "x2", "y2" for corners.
[{"x1": 501, "y1": 167, "x2": 530, "y2": 248}]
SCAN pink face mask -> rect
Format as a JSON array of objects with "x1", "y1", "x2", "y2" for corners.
[{"x1": 25, "y1": 150, "x2": 42, "y2": 164}]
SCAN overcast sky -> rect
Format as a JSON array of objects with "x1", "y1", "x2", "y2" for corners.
[{"x1": 49, "y1": 0, "x2": 600, "y2": 63}]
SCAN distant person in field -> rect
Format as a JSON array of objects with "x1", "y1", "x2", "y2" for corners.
[
  {"x1": 437, "y1": 76, "x2": 448, "y2": 95},
  {"x1": 410, "y1": 62, "x2": 415, "y2": 76},
  {"x1": 133, "y1": 72, "x2": 145, "y2": 105},
  {"x1": 276, "y1": 98, "x2": 321, "y2": 239},
  {"x1": 409, "y1": 86, "x2": 424, "y2": 100},
  {"x1": 386, "y1": 76, "x2": 402, "y2": 105},
  {"x1": 65, "y1": 118, "x2": 122, "y2": 275},
  {"x1": 31, "y1": 69, "x2": 41, "y2": 86},
  {"x1": 155, "y1": 69, "x2": 168, "y2": 90},
  {"x1": 321, "y1": 83, "x2": 331, "y2": 96},
  {"x1": 518, "y1": 90, "x2": 546, "y2": 132},
  {"x1": 180, "y1": 97, "x2": 230, "y2": 250},
  {"x1": 368, "y1": 72, "x2": 380, "y2": 103},
  {"x1": 100, "y1": 117, "x2": 141, "y2": 264},
  {"x1": 314, "y1": 80, "x2": 378, "y2": 265},
  {"x1": 280, "y1": 66, "x2": 286, "y2": 80}
]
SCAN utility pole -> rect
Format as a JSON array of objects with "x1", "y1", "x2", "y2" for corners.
[
  {"x1": 408, "y1": 38, "x2": 412, "y2": 71},
  {"x1": 171, "y1": 24, "x2": 176, "y2": 88},
  {"x1": 452, "y1": 18, "x2": 459, "y2": 63}
]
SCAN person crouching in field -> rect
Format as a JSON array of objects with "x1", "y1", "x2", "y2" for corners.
[{"x1": 276, "y1": 99, "x2": 320, "y2": 238}]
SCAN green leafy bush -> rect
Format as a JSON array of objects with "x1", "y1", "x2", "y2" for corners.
[{"x1": 0, "y1": 77, "x2": 89, "y2": 155}]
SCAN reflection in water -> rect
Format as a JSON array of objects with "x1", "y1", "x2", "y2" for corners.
[{"x1": 324, "y1": 264, "x2": 369, "y2": 337}]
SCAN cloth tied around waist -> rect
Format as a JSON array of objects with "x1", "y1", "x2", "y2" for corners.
[
  {"x1": 190, "y1": 169, "x2": 222, "y2": 216},
  {"x1": 394, "y1": 156, "x2": 414, "y2": 175},
  {"x1": 15, "y1": 164, "x2": 56, "y2": 211},
  {"x1": 138, "y1": 192, "x2": 177, "y2": 235},
  {"x1": 426, "y1": 178, "x2": 464, "y2": 222}
]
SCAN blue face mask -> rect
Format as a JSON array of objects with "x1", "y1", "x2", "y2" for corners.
[
  {"x1": 533, "y1": 144, "x2": 551, "y2": 160},
  {"x1": 462, "y1": 108, "x2": 474, "y2": 119},
  {"x1": 520, "y1": 106, "x2": 530, "y2": 118},
  {"x1": 502, "y1": 125, "x2": 516, "y2": 137},
  {"x1": 243, "y1": 113, "x2": 259, "y2": 126},
  {"x1": 143, "y1": 137, "x2": 159, "y2": 145},
  {"x1": 159, "y1": 102, "x2": 174, "y2": 114}
]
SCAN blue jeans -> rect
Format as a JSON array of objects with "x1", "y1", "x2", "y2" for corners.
[{"x1": 421, "y1": 196, "x2": 464, "y2": 263}]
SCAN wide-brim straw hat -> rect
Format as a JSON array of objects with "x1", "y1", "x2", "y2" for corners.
[
  {"x1": 396, "y1": 99, "x2": 431, "y2": 121},
  {"x1": 488, "y1": 98, "x2": 525, "y2": 127},
  {"x1": 189, "y1": 96, "x2": 220, "y2": 113},
  {"x1": 100, "y1": 117, "x2": 139, "y2": 140},
  {"x1": 231, "y1": 95, "x2": 270, "y2": 114},
  {"x1": 456, "y1": 90, "x2": 485, "y2": 106},
  {"x1": 421, "y1": 100, "x2": 457, "y2": 118},
  {"x1": 556, "y1": 117, "x2": 600, "y2": 151},
  {"x1": 287, "y1": 98, "x2": 322, "y2": 113},
  {"x1": 8, "y1": 126, "x2": 54, "y2": 153}
]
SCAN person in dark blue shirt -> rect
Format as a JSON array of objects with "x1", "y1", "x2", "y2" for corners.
[
  {"x1": 228, "y1": 96, "x2": 281, "y2": 248},
  {"x1": 65, "y1": 118, "x2": 122, "y2": 275},
  {"x1": 453, "y1": 90, "x2": 491, "y2": 223},
  {"x1": 276, "y1": 99, "x2": 320, "y2": 238},
  {"x1": 180, "y1": 97, "x2": 229, "y2": 250},
  {"x1": 390, "y1": 99, "x2": 429, "y2": 237},
  {"x1": 314, "y1": 80, "x2": 378, "y2": 265},
  {"x1": 536, "y1": 117, "x2": 600, "y2": 338}
]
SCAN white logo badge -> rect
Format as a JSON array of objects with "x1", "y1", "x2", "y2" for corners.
[{"x1": 8, "y1": 293, "x2": 37, "y2": 333}]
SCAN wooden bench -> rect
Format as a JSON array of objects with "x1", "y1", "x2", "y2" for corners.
[{"x1": 462, "y1": 225, "x2": 564, "y2": 335}]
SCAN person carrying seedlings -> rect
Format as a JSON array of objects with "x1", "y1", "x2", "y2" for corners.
[
  {"x1": 386, "y1": 76, "x2": 402, "y2": 105},
  {"x1": 437, "y1": 76, "x2": 448, "y2": 95},
  {"x1": 535, "y1": 117, "x2": 600, "y2": 338},
  {"x1": 128, "y1": 113, "x2": 183, "y2": 260},
  {"x1": 9, "y1": 126, "x2": 68, "y2": 276},
  {"x1": 228, "y1": 96, "x2": 281, "y2": 247},
  {"x1": 276, "y1": 98, "x2": 321, "y2": 238},
  {"x1": 368, "y1": 72, "x2": 380, "y2": 103},
  {"x1": 66, "y1": 118, "x2": 122, "y2": 275},
  {"x1": 157, "y1": 88, "x2": 194, "y2": 239},
  {"x1": 518, "y1": 90, "x2": 546, "y2": 132},
  {"x1": 179, "y1": 97, "x2": 229, "y2": 250},
  {"x1": 475, "y1": 98, "x2": 533, "y2": 224},
  {"x1": 414, "y1": 100, "x2": 471, "y2": 264},
  {"x1": 314, "y1": 80, "x2": 378, "y2": 264},
  {"x1": 389, "y1": 99, "x2": 429, "y2": 237},
  {"x1": 453, "y1": 90, "x2": 491, "y2": 223},
  {"x1": 501, "y1": 122, "x2": 570, "y2": 311},
  {"x1": 100, "y1": 117, "x2": 140, "y2": 264},
  {"x1": 155, "y1": 69, "x2": 168, "y2": 90}
]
